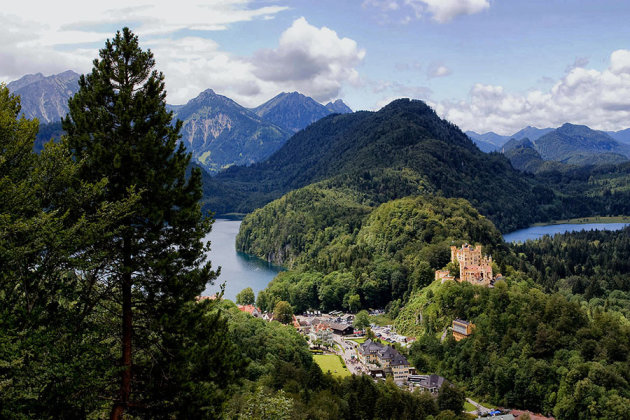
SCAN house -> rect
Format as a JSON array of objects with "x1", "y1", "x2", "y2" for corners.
[
  {"x1": 359, "y1": 340, "x2": 411, "y2": 382},
  {"x1": 411, "y1": 374, "x2": 446, "y2": 394},
  {"x1": 510, "y1": 410, "x2": 555, "y2": 420},
  {"x1": 452, "y1": 319, "x2": 475, "y2": 341},
  {"x1": 309, "y1": 323, "x2": 334, "y2": 347},
  {"x1": 358, "y1": 339, "x2": 384, "y2": 364},
  {"x1": 329, "y1": 322, "x2": 354, "y2": 335},
  {"x1": 237, "y1": 304, "x2": 261, "y2": 318},
  {"x1": 309, "y1": 317, "x2": 324, "y2": 327},
  {"x1": 386, "y1": 346, "x2": 410, "y2": 382}
]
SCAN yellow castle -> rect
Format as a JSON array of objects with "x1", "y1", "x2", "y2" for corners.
[{"x1": 436, "y1": 244, "x2": 493, "y2": 286}]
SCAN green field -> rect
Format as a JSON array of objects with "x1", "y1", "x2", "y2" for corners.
[
  {"x1": 346, "y1": 337, "x2": 385, "y2": 345},
  {"x1": 463, "y1": 401, "x2": 476, "y2": 412},
  {"x1": 370, "y1": 314, "x2": 394, "y2": 326},
  {"x1": 313, "y1": 354, "x2": 351, "y2": 378}
]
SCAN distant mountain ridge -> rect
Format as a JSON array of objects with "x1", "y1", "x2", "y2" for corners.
[
  {"x1": 536, "y1": 123, "x2": 630, "y2": 162},
  {"x1": 465, "y1": 131, "x2": 509, "y2": 149},
  {"x1": 607, "y1": 128, "x2": 630, "y2": 145},
  {"x1": 204, "y1": 98, "x2": 555, "y2": 232},
  {"x1": 325, "y1": 99, "x2": 352, "y2": 114},
  {"x1": 511, "y1": 126, "x2": 554, "y2": 142},
  {"x1": 8, "y1": 70, "x2": 351, "y2": 172},
  {"x1": 501, "y1": 124, "x2": 630, "y2": 172},
  {"x1": 466, "y1": 126, "x2": 554, "y2": 151},
  {"x1": 174, "y1": 90, "x2": 351, "y2": 172},
  {"x1": 252, "y1": 91, "x2": 333, "y2": 133},
  {"x1": 7, "y1": 71, "x2": 80, "y2": 123},
  {"x1": 172, "y1": 89, "x2": 291, "y2": 173}
]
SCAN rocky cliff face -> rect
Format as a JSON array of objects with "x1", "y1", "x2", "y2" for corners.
[
  {"x1": 174, "y1": 89, "x2": 291, "y2": 173},
  {"x1": 7, "y1": 71, "x2": 80, "y2": 123}
]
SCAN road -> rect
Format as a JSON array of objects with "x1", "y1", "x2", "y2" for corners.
[
  {"x1": 466, "y1": 397, "x2": 492, "y2": 415},
  {"x1": 333, "y1": 335, "x2": 368, "y2": 375}
]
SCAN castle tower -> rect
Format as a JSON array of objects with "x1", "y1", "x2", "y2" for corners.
[{"x1": 447, "y1": 243, "x2": 493, "y2": 286}]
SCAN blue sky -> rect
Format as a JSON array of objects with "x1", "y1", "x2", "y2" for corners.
[{"x1": 1, "y1": 0, "x2": 630, "y2": 133}]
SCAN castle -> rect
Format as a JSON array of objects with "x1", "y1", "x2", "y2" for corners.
[{"x1": 435, "y1": 244, "x2": 493, "y2": 286}]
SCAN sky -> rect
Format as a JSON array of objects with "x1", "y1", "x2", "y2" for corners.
[{"x1": 1, "y1": 0, "x2": 630, "y2": 134}]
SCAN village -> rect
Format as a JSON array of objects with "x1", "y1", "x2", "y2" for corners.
[{"x1": 232, "y1": 244, "x2": 553, "y2": 419}]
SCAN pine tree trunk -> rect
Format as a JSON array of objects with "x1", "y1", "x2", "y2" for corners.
[{"x1": 111, "y1": 240, "x2": 133, "y2": 420}]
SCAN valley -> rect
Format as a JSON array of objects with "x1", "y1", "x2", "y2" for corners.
[{"x1": 4, "y1": 10, "x2": 630, "y2": 418}]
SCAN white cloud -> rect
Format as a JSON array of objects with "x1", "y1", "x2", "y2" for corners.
[
  {"x1": 148, "y1": 37, "x2": 261, "y2": 105},
  {"x1": 416, "y1": 0, "x2": 490, "y2": 23},
  {"x1": 427, "y1": 63, "x2": 452, "y2": 78},
  {"x1": 0, "y1": 1, "x2": 288, "y2": 87},
  {"x1": 144, "y1": 18, "x2": 365, "y2": 106},
  {"x1": 364, "y1": 0, "x2": 489, "y2": 23},
  {"x1": 362, "y1": 0, "x2": 401, "y2": 12},
  {"x1": 0, "y1": 3, "x2": 364, "y2": 107},
  {"x1": 610, "y1": 49, "x2": 630, "y2": 74},
  {"x1": 251, "y1": 17, "x2": 365, "y2": 102},
  {"x1": 434, "y1": 49, "x2": 630, "y2": 134}
]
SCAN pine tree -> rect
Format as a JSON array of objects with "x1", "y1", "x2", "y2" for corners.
[
  {"x1": 0, "y1": 84, "x2": 135, "y2": 417},
  {"x1": 63, "y1": 28, "x2": 217, "y2": 419}
]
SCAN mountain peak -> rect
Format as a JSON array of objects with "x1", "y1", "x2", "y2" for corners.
[
  {"x1": 200, "y1": 88, "x2": 217, "y2": 96},
  {"x1": 379, "y1": 98, "x2": 436, "y2": 117},
  {"x1": 325, "y1": 99, "x2": 352, "y2": 114},
  {"x1": 253, "y1": 91, "x2": 332, "y2": 133},
  {"x1": 559, "y1": 122, "x2": 586, "y2": 130},
  {"x1": 535, "y1": 122, "x2": 629, "y2": 162},
  {"x1": 7, "y1": 70, "x2": 80, "y2": 123}
]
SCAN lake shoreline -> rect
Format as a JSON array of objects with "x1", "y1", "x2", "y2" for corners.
[
  {"x1": 531, "y1": 215, "x2": 630, "y2": 226},
  {"x1": 504, "y1": 221, "x2": 630, "y2": 243},
  {"x1": 202, "y1": 219, "x2": 283, "y2": 301}
]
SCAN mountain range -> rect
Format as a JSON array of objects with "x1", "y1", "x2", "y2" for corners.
[
  {"x1": 8, "y1": 71, "x2": 351, "y2": 173},
  {"x1": 171, "y1": 90, "x2": 351, "y2": 172},
  {"x1": 502, "y1": 123, "x2": 630, "y2": 172},
  {"x1": 173, "y1": 89, "x2": 291, "y2": 173},
  {"x1": 251, "y1": 91, "x2": 350, "y2": 133},
  {"x1": 204, "y1": 99, "x2": 557, "y2": 232},
  {"x1": 607, "y1": 128, "x2": 630, "y2": 144},
  {"x1": 467, "y1": 125, "x2": 630, "y2": 152},
  {"x1": 7, "y1": 70, "x2": 80, "y2": 123}
]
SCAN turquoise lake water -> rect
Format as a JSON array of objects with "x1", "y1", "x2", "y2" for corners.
[
  {"x1": 202, "y1": 219, "x2": 284, "y2": 302},
  {"x1": 503, "y1": 222, "x2": 630, "y2": 243}
]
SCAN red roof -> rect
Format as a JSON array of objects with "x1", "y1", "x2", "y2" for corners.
[{"x1": 237, "y1": 305, "x2": 261, "y2": 315}]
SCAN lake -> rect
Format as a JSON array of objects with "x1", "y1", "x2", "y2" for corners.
[
  {"x1": 503, "y1": 222, "x2": 630, "y2": 243},
  {"x1": 201, "y1": 220, "x2": 630, "y2": 300},
  {"x1": 202, "y1": 219, "x2": 284, "y2": 302}
]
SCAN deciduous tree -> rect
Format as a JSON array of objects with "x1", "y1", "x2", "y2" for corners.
[
  {"x1": 274, "y1": 301, "x2": 294, "y2": 324},
  {"x1": 353, "y1": 310, "x2": 371, "y2": 331},
  {"x1": 236, "y1": 287, "x2": 256, "y2": 305}
]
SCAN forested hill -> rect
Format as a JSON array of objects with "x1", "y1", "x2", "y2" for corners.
[{"x1": 204, "y1": 99, "x2": 554, "y2": 232}]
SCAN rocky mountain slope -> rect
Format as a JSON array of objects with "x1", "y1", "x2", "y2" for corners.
[
  {"x1": 7, "y1": 71, "x2": 80, "y2": 123},
  {"x1": 173, "y1": 89, "x2": 291, "y2": 173}
]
